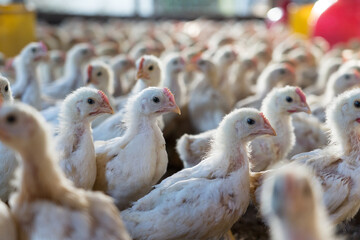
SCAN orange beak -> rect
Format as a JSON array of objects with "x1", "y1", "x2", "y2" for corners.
[{"x1": 136, "y1": 69, "x2": 150, "y2": 80}]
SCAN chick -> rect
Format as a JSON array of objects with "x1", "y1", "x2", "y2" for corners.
[
  {"x1": 0, "y1": 102, "x2": 130, "y2": 239},
  {"x1": 121, "y1": 108, "x2": 276, "y2": 240},
  {"x1": 261, "y1": 165, "x2": 337, "y2": 240},
  {"x1": 58, "y1": 88, "x2": 114, "y2": 189},
  {"x1": 43, "y1": 43, "x2": 94, "y2": 99},
  {"x1": 93, "y1": 87, "x2": 180, "y2": 209}
]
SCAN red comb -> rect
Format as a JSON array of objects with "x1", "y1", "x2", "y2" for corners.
[
  {"x1": 39, "y1": 41, "x2": 48, "y2": 52},
  {"x1": 98, "y1": 90, "x2": 110, "y2": 106},
  {"x1": 260, "y1": 112, "x2": 271, "y2": 126},
  {"x1": 139, "y1": 57, "x2": 145, "y2": 70},
  {"x1": 163, "y1": 88, "x2": 175, "y2": 104},
  {"x1": 190, "y1": 52, "x2": 202, "y2": 64},
  {"x1": 87, "y1": 65, "x2": 93, "y2": 78},
  {"x1": 295, "y1": 87, "x2": 307, "y2": 103}
]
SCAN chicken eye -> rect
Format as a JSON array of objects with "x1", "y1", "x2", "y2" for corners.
[
  {"x1": 247, "y1": 118, "x2": 255, "y2": 125},
  {"x1": 173, "y1": 60, "x2": 178, "y2": 65},
  {"x1": 31, "y1": 48, "x2": 37, "y2": 53},
  {"x1": 344, "y1": 74, "x2": 351, "y2": 80},
  {"x1": 286, "y1": 96, "x2": 293, "y2": 103},
  {"x1": 4, "y1": 85, "x2": 8, "y2": 92},
  {"x1": 224, "y1": 52, "x2": 231, "y2": 58},
  {"x1": 148, "y1": 65, "x2": 154, "y2": 71},
  {"x1": 82, "y1": 49, "x2": 88, "y2": 55},
  {"x1": 198, "y1": 60, "x2": 205, "y2": 66},
  {"x1": 87, "y1": 98, "x2": 95, "y2": 104},
  {"x1": 153, "y1": 97, "x2": 160, "y2": 103},
  {"x1": 6, "y1": 115, "x2": 16, "y2": 124},
  {"x1": 354, "y1": 100, "x2": 360, "y2": 108},
  {"x1": 279, "y1": 69, "x2": 286, "y2": 75},
  {"x1": 97, "y1": 71, "x2": 102, "y2": 77}
]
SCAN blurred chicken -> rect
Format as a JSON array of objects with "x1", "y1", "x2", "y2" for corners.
[
  {"x1": 261, "y1": 165, "x2": 337, "y2": 240},
  {"x1": 0, "y1": 200, "x2": 16, "y2": 240},
  {"x1": 11, "y1": 42, "x2": 48, "y2": 109},
  {"x1": 93, "y1": 87, "x2": 180, "y2": 209},
  {"x1": 188, "y1": 56, "x2": 230, "y2": 132},
  {"x1": 121, "y1": 108, "x2": 276, "y2": 240},
  {"x1": 0, "y1": 76, "x2": 17, "y2": 202},
  {"x1": 0, "y1": 102, "x2": 131, "y2": 239},
  {"x1": 110, "y1": 55, "x2": 135, "y2": 97},
  {"x1": 43, "y1": 43, "x2": 94, "y2": 99},
  {"x1": 236, "y1": 62, "x2": 296, "y2": 109}
]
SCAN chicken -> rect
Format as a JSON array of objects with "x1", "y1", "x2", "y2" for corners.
[
  {"x1": 162, "y1": 53, "x2": 186, "y2": 108},
  {"x1": 43, "y1": 43, "x2": 94, "y2": 99},
  {"x1": 289, "y1": 88, "x2": 360, "y2": 224},
  {"x1": 11, "y1": 42, "x2": 48, "y2": 109},
  {"x1": 0, "y1": 102, "x2": 130, "y2": 240},
  {"x1": 114, "y1": 55, "x2": 163, "y2": 110},
  {"x1": 58, "y1": 87, "x2": 114, "y2": 189},
  {"x1": 110, "y1": 54, "x2": 135, "y2": 97},
  {"x1": 38, "y1": 50, "x2": 66, "y2": 84},
  {"x1": 188, "y1": 56, "x2": 230, "y2": 132},
  {"x1": 93, "y1": 87, "x2": 181, "y2": 209},
  {"x1": 121, "y1": 108, "x2": 276, "y2": 240},
  {"x1": 261, "y1": 165, "x2": 337, "y2": 240},
  {"x1": 93, "y1": 55, "x2": 165, "y2": 141},
  {"x1": 310, "y1": 68, "x2": 360, "y2": 122},
  {"x1": 178, "y1": 86, "x2": 311, "y2": 170},
  {"x1": 236, "y1": 62, "x2": 296, "y2": 109},
  {"x1": 0, "y1": 200, "x2": 17, "y2": 240},
  {"x1": 0, "y1": 76, "x2": 18, "y2": 202},
  {"x1": 230, "y1": 57, "x2": 257, "y2": 102}
]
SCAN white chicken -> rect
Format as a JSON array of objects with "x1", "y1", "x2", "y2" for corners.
[
  {"x1": 236, "y1": 62, "x2": 296, "y2": 109},
  {"x1": 177, "y1": 86, "x2": 311, "y2": 171},
  {"x1": 261, "y1": 165, "x2": 337, "y2": 240},
  {"x1": 94, "y1": 55, "x2": 164, "y2": 141},
  {"x1": 93, "y1": 87, "x2": 181, "y2": 209},
  {"x1": 0, "y1": 102, "x2": 131, "y2": 240},
  {"x1": 57, "y1": 87, "x2": 114, "y2": 189},
  {"x1": 0, "y1": 76, "x2": 18, "y2": 202},
  {"x1": 43, "y1": 43, "x2": 94, "y2": 99},
  {"x1": 188, "y1": 56, "x2": 230, "y2": 132},
  {"x1": 290, "y1": 88, "x2": 360, "y2": 224},
  {"x1": 11, "y1": 42, "x2": 48, "y2": 110},
  {"x1": 121, "y1": 108, "x2": 276, "y2": 240},
  {"x1": 110, "y1": 55, "x2": 135, "y2": 97}
]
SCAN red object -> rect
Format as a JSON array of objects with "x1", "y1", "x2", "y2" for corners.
[
  {"x1": 98, "y1": 90, "x2": 110, "y2": 106},
  {"x1": 312, "y1": 0, "x2": 360, "y2": 47},
  {"x1": 295, "y1": 87, "x2": 307, "y2": 103}
]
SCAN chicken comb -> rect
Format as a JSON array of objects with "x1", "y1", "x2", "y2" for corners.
[
  {"x1": 138, "y1": 57, "x2": 145, "y2": 70},
  {"x1": 87, "y1": 65, "x2": 93, "y2": 78},
  {"x1": 190, "y1": 52, "x2": 202, "y2": 64},
  {"x1": 295, "y1": 87, "x2": 307, "y2": 103},
  {"x1": 98, "y1": 90, "x2": 110, "y2": 106},
  {"x1": 260, "y1": 112, "x2": 271, "y2": 126},
  {"x1": 163, "y1": 88, "x2": 175, "y2": 104},
  {"x1": 39, "y1": 41, "x2": 48, "y2": 52}
]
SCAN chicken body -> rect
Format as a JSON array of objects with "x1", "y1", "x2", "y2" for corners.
[
  {"x1": 94, "y1": 87, "x2": 180, "y2": 209},
  {"x1": 0, "y1": 103, "x2": 131, "y2": 240},
  {"x1": 121, "y1": 108, "x2": 276, "y2": 240}
]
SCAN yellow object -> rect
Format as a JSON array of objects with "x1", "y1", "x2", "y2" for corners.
[
  {"x1": 288, "y1": 3, "x2": 314, "y2": 37},
  {"x1": 0, "y1": 4, "x2": 36, "y2": 57}
]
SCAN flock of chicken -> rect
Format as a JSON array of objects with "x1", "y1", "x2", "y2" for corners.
[{"x1": 0, "y1": 18, "x2": 360, "y2": 240}]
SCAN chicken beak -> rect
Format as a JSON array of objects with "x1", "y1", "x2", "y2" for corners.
[
  {"x1": 0, "y1": 96, "x2": 3, "y2": 107},
  {"x1": 171, "y1": 104, "x2": 181, "y2": 115},
  {"x1": 288, "y1": 103, "x2": 311, "y2": 114},
  {"x1": 136, "y1": 69, "x2": 149, "y2": 80},
  {"x1": 99, "y1": 104, "x2": 114, "y2": 115},
  {"x1": 260, "y1": 113, "x2": 276, "y2": 136}
]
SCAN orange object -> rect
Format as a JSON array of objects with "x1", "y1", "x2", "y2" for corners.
[
  {"x1": 288, "y1": 3, "x2": 314, "y2": 36},
  {"x1": 0, "y1": 4, "x2": 36, "y2": 57}
]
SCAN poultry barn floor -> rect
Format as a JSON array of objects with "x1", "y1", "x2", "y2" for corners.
[{"x1": 165, "y1": 134, "x2": 360, "y2": 240}]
